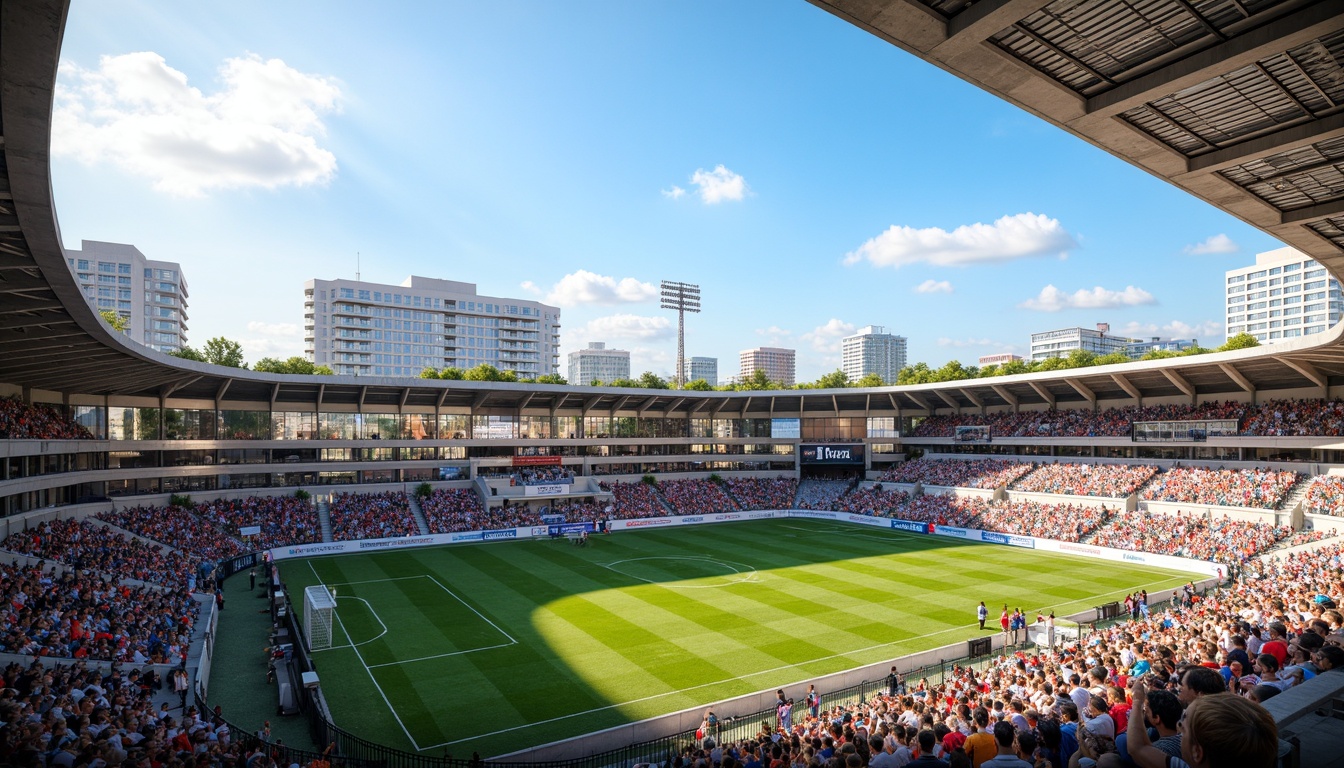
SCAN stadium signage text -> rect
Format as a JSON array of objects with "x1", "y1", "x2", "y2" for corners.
[
  {"x1": 450, "y1": 532, "x2": 483, "y2": 543},
  {"x1": 524, "y1": 484, "x2": 572, "y2": 496},
  {"x1": 981, "y1": 532, "x2": 1035, "y2": 549},
  {"x1": 889, "y1": 519, "x2": 926, "y2": 533},
  {"x1": 512, "y1": 455, "x2": 563, "y2": 467},
  {"x1": 799, "y1": 444, "x2": 865, "y2": 465},
  {"x1": 359, "y1": 537, "x2": 435, "y2": 550},
  {"x1": 483, "y1": 529, "x2": 518, "y2": 541}
]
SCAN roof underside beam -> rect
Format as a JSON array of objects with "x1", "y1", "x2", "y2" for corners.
[
  {"x1": 1110, "y1": 373, "x2": 1143, "y2": 402},
  {"x1": 1028, "y1": 381, "x2": 1055, "y2": 408},
  {"x1": 1065, "y1": 377, "x2": 1096, "y2": 407},
  {"x1": 990, "y1": 385, "x2": 1017, "y2": 408},
  {"x1": 1218, "y1": 362, "x2": 1256, "y2": 396},
  {"x1": 934, "y1": 389, "x2": 961, "y2": 411},
  {"x1": 905, "y1": 392, "x2": 933, "y2": 413},
  {"x1": 1187, "y1": 114, "x2": 1344, "y2": 174},
  {"x1": 1162, "y1": 368, "x2": 1197, "y2": 401},
  {"x1": 1086, "y1": 3, "x2": 1344, "y2": 117},
  {"x1": 1275, "y1": 356, "x2": 1328, "y2": 393},
  {"x1": 958, "y1": 387, "x2": 983, "y2": 409}
]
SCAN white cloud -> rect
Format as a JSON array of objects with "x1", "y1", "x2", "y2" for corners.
[
  {"x1": 661, "y1": 185, "x2": 685, "y2": 200},
  {"x1": 1117, "y1": 319, "x2": 1222, "y2": 341},
  {"x1": 689, "y1": 165, "x2": 748, "y2": 204},
  {"x1": 543, "y1": 270, "x2": 657, "y2": 306},
  {"x1": 53, "y1": 52, "x2": 342, "y2": 197},
  {"x1": 580, "y1": 314, "x2": 673, "y2": 341},
  {"x1": 800, "y1": 318, "x2": 856, "y2": 353},
  {"x1": 1019, "y1": 284, "x2": 1156, "y2": 312},
  {"x1": 844, "y1": 212, "x2": 1078, "y2": 268},
  {"x1": 1184, "y1": 234, "x2": 1239, "y2": 255},
  {"x1": 754, "y1": 325, "x2": 793, "y2": 347},
  {"x1": 915, "y1": 279, "x2": 953, "y2": 294},
  {"x1": 519, "y1": 281, "x2": 542, "y2": 296},
  {"x1": 937, "y1": 337, "x2": 1017, "y2": 351},
  {"x1": 245, "y1": 321, "x2": 299, "y2": 337}
]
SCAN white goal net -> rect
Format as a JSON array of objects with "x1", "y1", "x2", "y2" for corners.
[{"x1": 304, "y1": 585, "x2": 337, "y2": 651}]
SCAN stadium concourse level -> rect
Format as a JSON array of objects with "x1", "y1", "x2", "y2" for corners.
[
  {"x1": 328, "y1": 491, "x2": 418, "y2": 541},
  {"x1": 912, "y1": 398, "x2": 1344, "y2": 438}
]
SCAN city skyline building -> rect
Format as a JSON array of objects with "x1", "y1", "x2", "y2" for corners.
[
  {"x1": 739, "y1": 347, "x2": 796, "y2": 387},
  {"x1": 1225, "y1": 246, "x2": 1342, "y2": 345},
  {"x1": 682, "y1": 356, "x2": 718, "y2": 386},
  {"x1": 840, "y1": 325, "x2": 907, "y2": 383},
  {"x1": 978, "y1": 353, "x2": 1023, "y2": 367},
  {"x1": 304, "y1": 276, "x2": 561, "y2": 378},
  {"x1": 64, "y1": 239, "x2": 189, "y2": 354},
  {"x1": 568, "y1": 342, "x2": 631, "y2": 385},
  {"x1": 1029, "y1": 323, "x2": 1135, "y2": 362}
]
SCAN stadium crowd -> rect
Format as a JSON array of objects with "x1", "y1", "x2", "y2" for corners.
[
  {"x1": 192, "y1": 497, "x2": 321, "y2": 551},
  {"x1": 880, "y1": 459, "x2": 1034, "y2": 490},
  {"x1": 1011, "y1": 462, "x2": 1159, "y2": 498},
  {"x1": 658, "y1": 479, "x2": 738, "y2": 515},
  {"x1": 0, "y1": 519, "x2": 200, "y2": 593},
  {"x1": 912, "y1": 401, "x2": 1244, "y2": 439},
  {"x1": 601, "y1": 481, "x2": 668, "y2": 519},
  {"x1": 0, "y1": 397, "x2": 92, "y2": 440},
  {"x1": 1088, "y1": 511, "x2": 1292, "y2": 564},
  {"x1": 1304, "y1": 474, "x2": 1344, "y2": 516},
  {"x1": 96, "y1": 506, "x2": 246, "y2": 564},
  {"x1": 1140, "y1": 467, "x2": 1302, "y2": 510},
  {"x1": 724, "y1": 477, "x2": 797, "y2": 511},
  {"x1": 833, "y1": 486, "x2": 911, "y2": 517},
  {"x1": 0, "y1": 559, "x2": 198, "y2": 663},
  {"x1": 796, "y1": 478, "x2": 856, "y2": 511},
  {"x1": 421, "y1": 489, "x2": 488, "y2": 533},
  {"x1": 328, "y1": 491, "x2": 418, "y2": 541}
]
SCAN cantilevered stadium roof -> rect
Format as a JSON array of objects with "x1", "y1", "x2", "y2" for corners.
[{"x1": 0, "y1": 0, "x2": 1343, "y2": 414}]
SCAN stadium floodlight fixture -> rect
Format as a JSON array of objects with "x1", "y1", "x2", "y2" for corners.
[{"x1": 660, "y1": 281, "x2": 701, "y2": 388}]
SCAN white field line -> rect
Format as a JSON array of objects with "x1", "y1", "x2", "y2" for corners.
[
  {"x1": 421, "y1": 573, "x2": 1192, "y2": 750},
  {"x1": 599, "y1": 556, "x2": 760, "y2": 588},
  {"x1": 367, "y1": 641, "x2": 518, "y2": 669},
  {"x1": 307, "y1": 561, "x2": 424, "y2": 752}
]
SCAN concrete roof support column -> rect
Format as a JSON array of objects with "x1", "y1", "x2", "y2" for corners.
[
  {"x1": 1110, "y1": 373, "x2": 1143, "y2": 408},
  {"x1": 1218, "y1": 362, "x2": 1257, "y2": 405}
]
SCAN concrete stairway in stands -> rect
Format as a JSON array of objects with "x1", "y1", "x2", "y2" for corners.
[
  {"x1": 317, "y1": 499, "x2": 333, "y2": 542},
  {"x1": 407, "y1": 495, "x2": 430, "y2": 534}
]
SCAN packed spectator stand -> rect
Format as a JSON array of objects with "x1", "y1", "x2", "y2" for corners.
[
  {"x1": 1305, "y1": 475, "x2": 1344, "y2": 516},
  {"x1": 1140, "y1": 467, "x2": 1302, "y2": 510},
  {"x1": 1010, "y1": 462, "x2": 1159, "y2": 498},
  {"x1": 0, "y1": 519, "x2": 201, "y2": 593},
  {"x1": 96, "y1": 505, "x2": 247, "y2": 563},
  {"x1": 421, "y1": 488, "x2": 489, "y2": 533},
  {"x1": 723, "y1": 477, "x2": 797, "y2": 511},
  {"x1": 192, "y1": 496, "x2": 321, "y2": 551},
  {"x1": 600, "y1": 481, "x2": 667, "y2": 519},
  {"x1": 880, "y1": 459, "x2": 1034, "y2": 490},
  {"x1": 0, "y1": 397, "x2": 93, "y2": 440},
  {"x1": 658, "y1": 479, "x2": 739, "y2": 515},
  {"x1": 328, "y1": 491, "x2": 419, "y2": 541},
  {"x1": 795, "y1": 478, "x2": 856, "y2": 510}
]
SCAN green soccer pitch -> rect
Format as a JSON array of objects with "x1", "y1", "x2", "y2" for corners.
[{"x1": 278, "y1": 518, "x2": 1197, "y2": 757}]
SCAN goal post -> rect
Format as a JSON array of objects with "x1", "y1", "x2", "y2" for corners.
[{"x1": 304, "y1": 585, "x2": 337, "y2": 651}]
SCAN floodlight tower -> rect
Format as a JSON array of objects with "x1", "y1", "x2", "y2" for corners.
[{"x1": 660, "y1": 280, "x2": 701, "y2": 388}]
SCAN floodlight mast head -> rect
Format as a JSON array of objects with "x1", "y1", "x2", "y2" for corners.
[{"x1": 660, "y1": 280, "x2": 702, "y2": 387}]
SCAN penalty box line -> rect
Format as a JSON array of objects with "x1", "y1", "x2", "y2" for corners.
[{"x1": 305, "y1": 567, "x2": 519, "y2": 751}]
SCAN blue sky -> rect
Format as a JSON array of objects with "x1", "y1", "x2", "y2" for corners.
[{"x1": 50, "y1": 0, "x2": 1286, "y2": 382}]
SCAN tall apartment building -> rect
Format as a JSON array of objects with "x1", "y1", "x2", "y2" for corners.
[
  {"x1": 682, "y1": 356, "x2": 718, "y2": 386},
  {"x1": 568, "y1": 342, "x2": 631, "y2": 385},
  {"x1": 64, "y1": 240, "x2": 189, "y2": 354},
  {"x1": 739, "y1": 347, "x2": 796, "y2": 387},
  {"x1": 840, "y1": 325, "x2": 907, "y2": 383},
  {"x1": 1225, "y1": 246, "x2": 1342, "y2": 345},
  {"x1": 1029, "y1": 323, "x2": 1134, "y2": 362},
  {"x1": 305, "y1": 276, "x2": 561, "y2": 378}
]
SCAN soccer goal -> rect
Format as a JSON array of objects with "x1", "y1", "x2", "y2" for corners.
[{"x1": 304, "y1": 585, "x2": 337, "y2": 651}]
